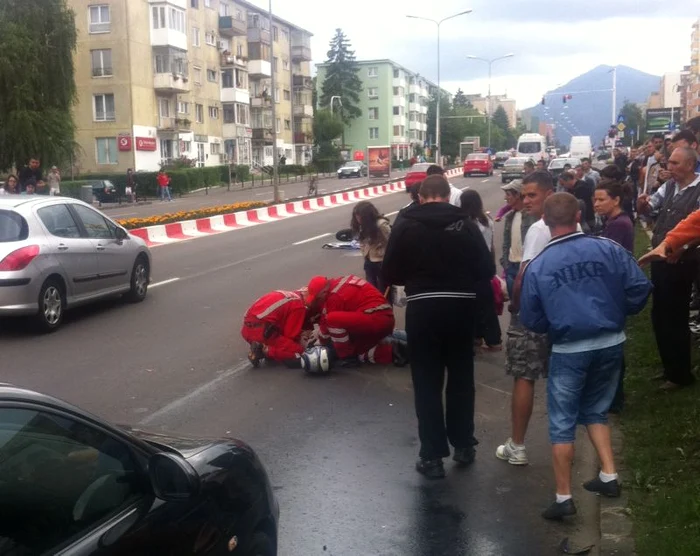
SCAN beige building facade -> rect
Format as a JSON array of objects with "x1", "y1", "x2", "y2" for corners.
[
  {"x1": 680, "y1": 19, "x2": 700, "y2": 123},
  {"x1": 70, "y1": 0, "x2": 312, "y2": 174},
  {"x1": 464, "y1": 94, "x2": 517, "y2": 128}
]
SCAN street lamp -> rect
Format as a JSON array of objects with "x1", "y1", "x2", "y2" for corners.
[
  {"x1": 466, "y1": 53, "x2": 514, "y2": 151},
  {"x1": 406, "y1": 10, "x2": 472, "y2": 165},
  {"x1": 330, "y1": 95, "x2": 342, "y2": 113}
]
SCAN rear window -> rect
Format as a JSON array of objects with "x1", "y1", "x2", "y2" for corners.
[
  {"x1": 0, "y1": 210, "x2": 29, "y2": 242},
  {"x1": 466, "y1": 154, "x2": 488, "y2": 160},
  {"x1": 505, "y1": 158, "x2": 525, "y2": 166}
]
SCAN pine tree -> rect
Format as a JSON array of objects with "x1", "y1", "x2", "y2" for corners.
[
  {"x1": 491, "y1": 105, "x2": 510, "y2": 133},
  {"x1": 0, "y1": 0, "x2": 77, "y2": 170},
  {"x1": 453, "y1": 88, "x2": 470, "y2": 109},
  {"x1": 319, "y1": 29, "x2": 363, "y2": 145}
]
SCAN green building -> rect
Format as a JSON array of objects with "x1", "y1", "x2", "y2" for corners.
[{"x1": 315, "y1": 59, "x2": 442, "y2": 160}]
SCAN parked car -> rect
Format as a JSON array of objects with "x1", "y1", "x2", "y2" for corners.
[
  {"x1": 404, "y1": 163, "x2": 433, "y2": 188},
  {"x1": 548, "y1": 157, "x2": 582, "y2": 180},
  {"x1": 493, "y1": 151, "x2": 510, "y2": 168},
  {"x1": 0, "y1": 384, "x2": 279, "y2": 556},
  {"x1": 337, "y1": 161, "x2": 367, "y2": 179},
  {"x1": 463, "y1": 153, "x2": 494, "y2": 177},
  {"x1": 90, "y1": 180, "x2": 118, "y2": 204},
  {"x1": 0, "y1": 196, "x2": 152, "y2": 332},
  {"x1": 501, "y1": 157, "x2": 532, "y2": 184}
]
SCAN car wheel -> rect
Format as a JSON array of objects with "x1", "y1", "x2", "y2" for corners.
[
  {"x1": 501, "y1": 178, "x2": 507, "y2": 184},
  {"x1": 490, "y1": 170, "x2": 494, "y2": 176},
  {"x1": 125, "y1": 255, "x2": 149, "y2": 303},
  {"x1": 245, "y1": 531, "x2": 275, "y2": 556},
  {"x1": 463, "y1": 173, "x2": 468, "y2": 178},
  {"x1": 34, "y1": 278, "x2": 65, "y2": 333}
]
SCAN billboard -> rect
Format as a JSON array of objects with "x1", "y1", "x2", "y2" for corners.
[
  {"x1": 368, "y1": 146, "x2": 391, "y2": 178},
  {"x1": 646, "y1": 108, "x2": 681, "y2": 134}
]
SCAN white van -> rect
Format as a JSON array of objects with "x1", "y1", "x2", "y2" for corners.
[
  {"x1": 516, "y1": 133, "x2": 547, "y2": 161},
  {"x1": 569, "y1": 136, "x2": 593, "y2": 160}
]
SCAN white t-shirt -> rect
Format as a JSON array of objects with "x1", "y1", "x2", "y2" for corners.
[
  {"x1": 509, "y1": 210, "x2": 523, "y2": 263},
  {"x1": 522, "y1": 218, "x2": 582, "y2": 262},
  {"x1": 449, "y1": 184, "x2": 462, "y2": 207}
]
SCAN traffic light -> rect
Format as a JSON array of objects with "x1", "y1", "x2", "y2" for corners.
[
  {"x1": 541, "y1": 96, "x2": 545, "y2": 106},
  {"x1": 562, "y1": 94, "x2": 572, "y2": 104}
]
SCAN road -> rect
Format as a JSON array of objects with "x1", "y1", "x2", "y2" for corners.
[
  {"x1": 100, "y1": 169, "x2": 409, "y2": 221},
  {"x1": 0, "y1": 171, "x2": 598, "y2": 555}
]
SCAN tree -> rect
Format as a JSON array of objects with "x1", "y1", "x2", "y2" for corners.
[
  {"x1": 619, "y1": 100, "x2": 646, "y2": 146},
  {"x1": 319, "y1": 29, "x2": 363, "y2": 146},
  {"x1": 312, "y1": 109, "x2": 344, "y2": 172},
  {"x1": 491, "y1": 106, "x2": 510, "y2": 133},
  {"x1": 453, "y1": 88, "x2": 470, "y2": 109},
  {"x1": 0, "y1": 0, "x2": 77, "y2": 171}
]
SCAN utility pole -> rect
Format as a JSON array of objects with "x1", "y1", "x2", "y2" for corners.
[
  {"x1": 269, "y1": 0, "x2": 279, "y2": 202},
  {"x1": 611, "y1": 66, "x2": 617, "y2": 126}
]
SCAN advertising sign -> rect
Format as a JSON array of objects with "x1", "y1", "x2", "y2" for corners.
[
  {"x1": 135, "y1": 137, "x2": 157, "y2": 151},
  {"x1": 646, "y1": 108, "x2": 681, "y2": 134},
  {"x1": 118, "y1": 134, "x2": 132, "y2": 152},
  {"x1": 368, "y1": 146, "x2": 391, "y2": 179},
  {"x1": 353, "y1": 150, "x2": 365, "y2": 161}
]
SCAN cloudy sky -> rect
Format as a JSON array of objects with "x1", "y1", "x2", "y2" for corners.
[{"x1": 264, "y1": 0, "x2": 698, "y2": 110}]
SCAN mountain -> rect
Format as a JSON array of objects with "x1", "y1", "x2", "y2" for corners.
[{"x1": 523, "y1": 65, "x2": 660, "y2": 147}]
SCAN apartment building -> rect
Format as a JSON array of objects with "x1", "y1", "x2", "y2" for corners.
[
  {"x1": 680, "y1": 19, "x2": 700, "y2": 123},
  {"x1": 70, "y1": 0, "x2": 313, "y2": 173},
  {"x1": 464, "y1": 93, "x2": 517, "y2": 128},
  {"x1": 316, "y1": 60, "x2": 435, "y2": 160}
]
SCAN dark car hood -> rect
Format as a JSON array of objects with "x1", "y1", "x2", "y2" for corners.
[{"x1": 118, "y1": 425, "x2": 244, "y2": 460}]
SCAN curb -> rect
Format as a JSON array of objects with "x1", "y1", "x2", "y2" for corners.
[{"x1": 128, "y1": 168, "x2": 462, "y2": 248}]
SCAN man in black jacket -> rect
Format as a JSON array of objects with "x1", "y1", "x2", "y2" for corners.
[{"x1": 382, "y1": 175, "x2": 495, "y2": 478}]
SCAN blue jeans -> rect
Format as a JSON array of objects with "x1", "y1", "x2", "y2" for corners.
[
  {"x1": 547, "y1": 343, "x2": 623, "y2": 444},
  {"x1": 160, "y1": 186, "x2": 172, "y2": 201},
  {"x1": 505, "y1": 262, "x2": 520, "y2": 299}
]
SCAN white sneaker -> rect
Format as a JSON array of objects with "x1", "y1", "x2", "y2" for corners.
[{"x1": 495, "y1": 438, "x2": 529, "y2": 465}]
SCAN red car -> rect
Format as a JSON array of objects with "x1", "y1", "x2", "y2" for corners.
[
  {"x1": 404, "y1": 163, "x2": 432, "y2": 189},
  {"x1": 463, "y1": 153, "x2": 494, "y2": 177}
]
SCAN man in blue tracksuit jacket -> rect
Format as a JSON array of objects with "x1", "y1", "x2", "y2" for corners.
[{"x1": 520, "y1": 193, "x2": 652, "y2": 521}]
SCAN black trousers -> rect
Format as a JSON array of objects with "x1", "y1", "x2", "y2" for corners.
[
  {"x1": 476, "y1": 280, "x2": 502, "y2": 347},
  {"x1": 406, "y1": 297, "x2": 477, "y2": 460},
  {"x1": 651, "y1": 261, "x2": 697, "y2": 386}
]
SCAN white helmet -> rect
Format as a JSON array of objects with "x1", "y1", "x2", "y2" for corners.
[{"x1": 301, "y1": 346, "x2": 332, "y2": 374}]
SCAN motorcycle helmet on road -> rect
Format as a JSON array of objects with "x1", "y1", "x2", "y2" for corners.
[{"x1": 301, "y1": 346, "x2": 331, "y2": 375}]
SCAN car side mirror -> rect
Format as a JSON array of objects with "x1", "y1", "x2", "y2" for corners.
[
  {"x1": 115, "y1": 227, "x2": 128, "y2": 241},
  {"x1": 148, "y1": 453, "x2": 200, "y2": 501}
]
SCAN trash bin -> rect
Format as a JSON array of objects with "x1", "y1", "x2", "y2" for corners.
[{"x1": 80, "y1": 185, "x2": 93, "y2": 204}]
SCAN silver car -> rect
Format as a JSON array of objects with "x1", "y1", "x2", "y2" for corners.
[{"x1": 0, "y1": 196, "x2": 151, "y2": 332}]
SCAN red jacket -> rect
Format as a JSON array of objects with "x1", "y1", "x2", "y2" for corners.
[
  {"x1": 319, "y1": 276, "x2": 392, "y2": 336},
  {"x1": 157, "y1": 173, "x2": 170, "y2": 187}
]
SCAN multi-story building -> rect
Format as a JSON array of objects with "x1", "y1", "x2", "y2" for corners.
[
  {"x1": 464, "y1": 93, "x2": 517, "y2": 128},
  {"x1": 680, "y1": 19, "x2": 700, "y2": 123},
  {"x1": 315, "y1": 59, "x2": 436, "y2": 160},
  {"x1": 69, "y1": 0, "x2": 312, "y2": 174}
]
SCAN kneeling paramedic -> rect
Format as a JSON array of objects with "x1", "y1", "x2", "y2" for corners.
[{"x1": 305, "y1": 275, "x2": 397, "y2": 365}]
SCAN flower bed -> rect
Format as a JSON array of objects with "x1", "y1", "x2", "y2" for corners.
[{"x1": 116, "y1": 201, "x2": 269, "y2": 229}]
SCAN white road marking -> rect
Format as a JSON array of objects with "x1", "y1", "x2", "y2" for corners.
[
  {"x1": 385, "y1": 210, "x2": 399, "y2": 217},
  {"x1": 481, "y1": 179, "x2": 490, "y2": 183},
  {"x1": 149, "y1": 277, "x2": 180, "y2": 288},
  {"x1": 293, "y1": 232, "x2": 332, "y2": 245},
  {"x1": 139, "y1": 360, "x2": 251, "y2": 425},
  {"x1": 477, "y1": 382, "x2": 513, "y2": 396}
]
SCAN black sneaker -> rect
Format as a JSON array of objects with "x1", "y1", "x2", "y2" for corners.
[
  {"x1": 583, "y1": 476, "x2": 621, "y2": 497},
  {"x1": 248, "y1": 342, "x2": 265, "y2": 368},
  {"x1": 415, "y1": 458, "x2": 445, "y2": 479},
  {"x1": 339, "y1": 356, "x2": 362, "y2": 368},
  {"x1": 541, "y1": 499, "x2": 577, "y2": 520},
  {"x1": 452, "y1": 447, "x2": 476, "y2": 466},
  {"x1": 392, "y1": 340, "x2": 409, "y2": 367}
]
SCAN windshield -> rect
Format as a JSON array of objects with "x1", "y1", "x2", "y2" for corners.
[
  {"x1": 505, "y1": 158, "x2": 526, "y2": 166},
  {"x1": 518, "y1": 142, "x2": 542, "y2": 154},
  {"x1": 0, "y1": 210, "x2": 29, "y2": 242},
  {"x1": 344, "y1": 162, "x2": 362, "y2": 168},
  {"x1": 466, "y1": 154, "x2": 488, "y2": 161}
]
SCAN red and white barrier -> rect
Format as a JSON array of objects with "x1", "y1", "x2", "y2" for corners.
[{"x1": 130, "y1": 169, "x2": 462, "y2": 247}]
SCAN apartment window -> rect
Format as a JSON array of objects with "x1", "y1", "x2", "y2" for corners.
[
  {"x1": 284, "y1": 119, "x2": 291, "y2": 130},
  {"x1": 211, "y1": 142, "x2": 221, "y2": 155},
  {"x1": 273, "y1": 57, "x2": 278, "y2": 73},
  {"x1": 181, "y1": 140, "x2": 192, "y2": 153},
  {"x1": 369, "y1": 128, "x2": 379, "y2": 139},
  {"x1": 95, "y1": 137, "x2": 117, "y2": 164},
  {"x1": 93, "y1": 94, "x2": 115, "y2": 121},
  {"x1": 219, "y1": 3, "x2": 230, "y2": 16},
  {"x1": 368, "y1": 67, "x2": 378, "y2": 78},
  {"x1": 88, "y1": 5, "x2": 110, "y2": 34},
  {"x1": 368, "y1": 87, "x2": 378, "y2": 99},
  {"x1": 282, "y1": 28, "x2": 289, "y2": 42},
  {"x1": 208, "y1": 106, "x2": 219, "y2": 119},
  {"x1": 409, "y1": 93, "x2": 416, "y2": 103},
  {"x1": 204, "y1": 0, "x2": 211, "y2": 7},
  {"x1": 192, "y1": 26, "x2": 200, "y2": 46},
  {"x1": 205, "y1": 31, "x2": 216, "y2": 46},
  {"x1": 222, "y1": 69, "x2": 234, "y2": 88},
  {"x1": 236, "y1": 103, "x2": 249, "y2": 125},
  {"x1": 91, "y1": 49, "x2": 112, "y2": 77},
  {"x1": 368, "y1": 107, "x2": 378, "y2": 120},
  {"x1": 393, "y1": 106, "x2": 399, "y2": 116},
  {"x1": 195, "y1": 103, "x2": 204, "y2": 123},
  {"x1": 393, "y1": 126, "x2": 400, "y2": 137},
  {"x1": 236, "y1": 43, "x2": 244, "y2": 57},
  {"x1": 158, "y1": 97, "x2": 171, "y2": 117},
  {"x1": 178, "y1": 101, "x2": 189, "y2": 114},
  {"x1": 282, "y1": 58, "x2": 289, "y2": 71},
  {"x1": 224, "y1": 105, "x2": 235, "y2": 123},
  {"x1": 207, "y1": 69, "x2": 217, "y2": 82},
  {"x1": 276, "y1": 118, "x2": 281, "y2": 134},
  {"x1": 272, "y1": 26, "x2": 278, "y2": 42},
  {"x1": 193, "y1": 66, "x2": 202, "y2": 85},
  {"x1": 191, "y1": 0, "x2": 198, "y2": 7},
  {"x1": 274, "y1": 88, "x2": 280, "y2": 103},
  {"x1": 393, "y1": 69, "x2": 399, "y2": 78},
  {"x1": 235, "y1": 68, "x2": 247, "y2": 89},
  {"x1": 152, "y1": 6, "x2": 166, "y2": 28},
  {"x1": 283, "y1": 89, "x2": 291, "y2": 101}
]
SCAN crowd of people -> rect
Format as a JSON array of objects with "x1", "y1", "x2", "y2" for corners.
[
  {"x1": 239, "y1": 114, "x2": 700, "y2": 519},
  {"x1": 0, "y1": 157, "x2": 61, "y2": 196}
]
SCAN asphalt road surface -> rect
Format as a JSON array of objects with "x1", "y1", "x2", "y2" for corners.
[
  {"x1": 100, "y1": 169, "x2": 409, "y2": 221},
  {"x1": 1, "y1": 171, "x2": 599, "y2": 555}
]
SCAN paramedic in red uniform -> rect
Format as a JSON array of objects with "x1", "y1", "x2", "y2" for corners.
[
  {"x1": 242, "y1": 289, "x2": 311, "y2": 366},
  {"x1": 305, "y1": 275, "x2": 396, "y2": 365}
]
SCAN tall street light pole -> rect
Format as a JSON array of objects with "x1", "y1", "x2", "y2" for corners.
[
  {"x1": 406, "y1": 10, "x2": 472, "y2": 166},
  {"x1": 466, "y1": 53, "x2": 514, "y2": 151},
  {"x1": 268, "y1": 0, "x2": 280, "y2": 202}
]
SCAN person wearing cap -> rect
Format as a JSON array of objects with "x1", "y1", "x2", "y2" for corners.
[
  {"x1": 306, "y1": 275, "x2": 396, "y2": 366},
  {"x1": 500, "y1": 179, "x2": 536, "y2": 298},
  {"x1": 241, "y1": 288, "x2": 314, "y2": 367}
]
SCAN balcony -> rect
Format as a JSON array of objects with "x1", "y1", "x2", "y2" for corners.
[
  {"x1": 92, "y1": 66, "x2": 113, "y2": 78},
  {"x1": 252, "y1": 128, "x2": 273, "y2": 142},
  {"x1": 251, "y1": 95, "x2": 273, "y2": 108},
  {"x1": 409, "y1": 84, "x2": 420, "y2": 95},
  {"x1": 294, "y1": 131, "x2": 312, "y2": 144},
  {"x1": 221, "y1": 87, "x2": 250, "y2": 104},
  {"x1": 158, "y1": 117, "x2": 191, "y2": 132},
  {"x1": 408, "y1": 102, "x2": 419, "y2": 112},
  {"x1": 293, "y1": 104, "x2": 313, "y2": 118},
  {"x1": 293, "y1": 75, "x2": 313, "y2": 89},
  {"x1": 291, "y1": 45, "x2": 312, "y2": 62},
  {"x1": 220, "y1": 53, "x2": 248, "y2": 68},
  {"x1": 249, "y1": 59, "x2": 272, "y2": 78},
  {"x1": 219, "y1": 15, "x2": 246, "y2": 37},
  {"x1": 223, "y1": 123, "x2": 252, "y2": 139},
  {"x1": 247, "y1": 26, "x2": 271, "y2": 45},
  {"x1": 154, "y1": 72, "x2": 190, "y2": 93}
]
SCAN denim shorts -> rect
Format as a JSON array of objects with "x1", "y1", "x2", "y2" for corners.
[{"x1": 547, "y1": 343, "x2": 623, "y2": 444}]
